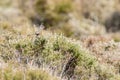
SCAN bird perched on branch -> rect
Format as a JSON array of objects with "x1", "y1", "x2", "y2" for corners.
[{"x1": 35, "y1": 23, "x2": 45, "y2": 36}]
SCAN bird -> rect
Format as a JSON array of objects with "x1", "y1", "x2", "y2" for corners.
[
  {"x1": 35, "y1": 23, "x2": 45, "y2": 36},
  {"x1": 39, "y1": 23, "x2": 45, "y2": 30}
]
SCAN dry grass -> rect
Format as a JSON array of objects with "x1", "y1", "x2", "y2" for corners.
[{"x1": 0, "y1": 0, "x2": 120, "y2": 80}]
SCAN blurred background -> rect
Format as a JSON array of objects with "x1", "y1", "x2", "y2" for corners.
[{"x1": 0, "y1": 0, "x2": 120, "y2": 41}]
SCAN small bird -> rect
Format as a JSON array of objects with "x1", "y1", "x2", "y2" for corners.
[{"x1": 35, "y1": 23, "x2": 45, "y2": 36}]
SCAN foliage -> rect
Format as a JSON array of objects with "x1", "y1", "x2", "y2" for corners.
[{"x1": 0, "y1": 0, "x2": 120, "y2": 80}]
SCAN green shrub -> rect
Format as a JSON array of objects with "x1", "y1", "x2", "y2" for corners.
[
  {"x1": 0, "y1": 65, "x2": 58, "y2": 80},
  {"x1": 0, "y1": 30, "x2": 120, "y2": 80}
]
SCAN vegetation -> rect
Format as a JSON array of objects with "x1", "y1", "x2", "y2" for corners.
[{"x1": 0, "y1": 0, "x2": 120, "y2": 80}]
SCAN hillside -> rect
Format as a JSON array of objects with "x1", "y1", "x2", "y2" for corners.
[{"x1": 0, "y1": 0, "x2": 120, "y2": 80}]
